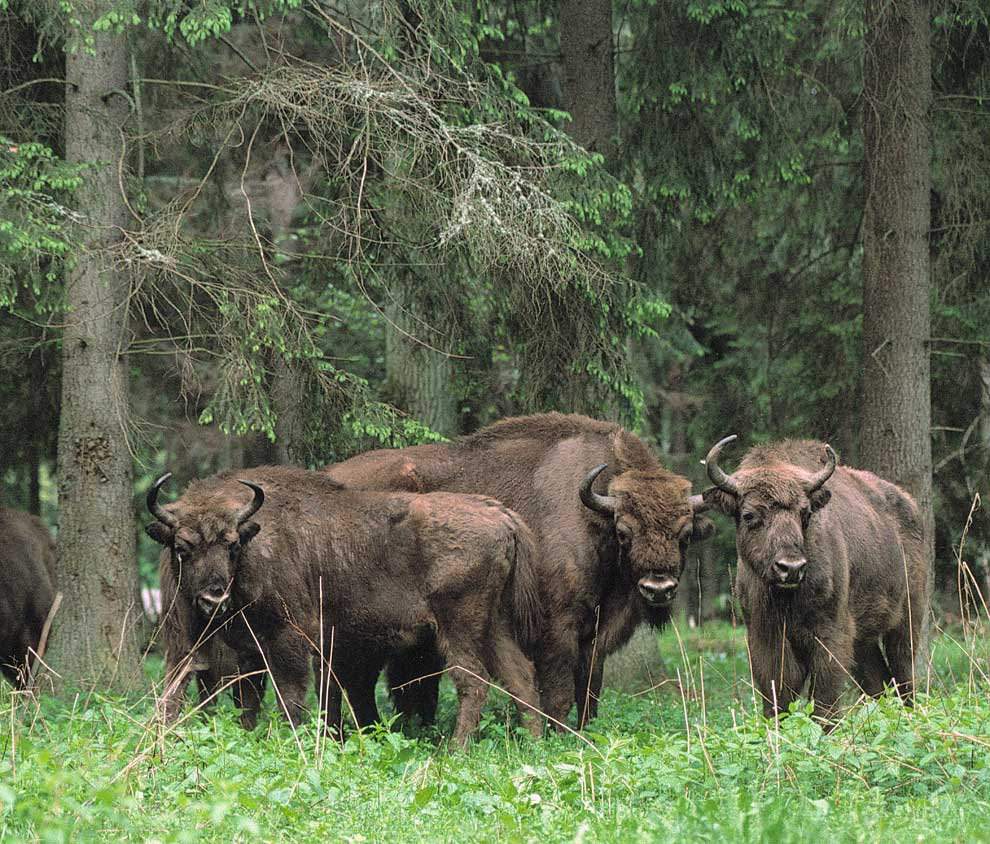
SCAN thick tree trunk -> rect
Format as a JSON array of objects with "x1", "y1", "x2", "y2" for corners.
[
  {"x1": 860, "y1": 0, "x2": 934, "y2": 566},
  {"x1": 46, "y1": 17, "x2": 143, "y2": 693},
  {"x1": 384, "y1": 285, "x2": 456, "y2": 436},
  {"x1": 559, "y1": 0, "x2": 616, "y2": 156}
]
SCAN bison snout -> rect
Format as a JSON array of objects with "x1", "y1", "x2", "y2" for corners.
[
  {"x1": 196, "y1": 587, "x2": 231, "y2": 617},
  {"x1": 638, "y1": 575, "x2": 678, "y2": 606},
  {"x1": 771, "y1": 557, "x2": 807, "y2": 588}
]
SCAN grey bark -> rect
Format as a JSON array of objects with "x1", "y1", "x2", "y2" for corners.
[
  {"x1": 860, "y1": 0, "x2": 934, "y2": 566},
  {"x1": 559, "y1": 0, "x2": 616, "y2": 156},
  {"x1": 46, "y1": 17, "x2": 143, "y2": 693},
  {"x1": 384, "y1": 287, "x2": 457, "y2": 436}
]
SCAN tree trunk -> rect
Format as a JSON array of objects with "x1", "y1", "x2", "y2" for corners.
[
  {"x1": 559, "y1": 0, "x2": 616, "y2": 156},
  {"x1": 860, "y1": 0, "x2": 934, "y2": 566},
  {"x1": 46, "y1": 16, "x2": 143, "y2": 693},
  {"x1": 384, "y1": 286, "x2": 457, "y2": 436}
]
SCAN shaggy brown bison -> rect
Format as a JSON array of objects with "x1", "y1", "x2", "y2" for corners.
[
  {"x1": 0, "y1": 507, "x2": 56, "y2": 686},
  {"x1": 146, "y1": 467, "x2": 543, "y2": 745},
  {"x1": 700, "y1": 436, "x2": 928, "y2": 721},
  {"x1": 157, "y1": 552, "x2": 266, "y2": 724},
  {"x1": 326, "y1": 412, "x2": 715, "y2": 727}
]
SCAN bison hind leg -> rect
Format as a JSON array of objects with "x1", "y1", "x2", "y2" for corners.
[
  {"x1": 883, "y1": 624, "x2": 922, "y2": 705},
  {"x1": 489, "y1": 620, "x2": 543, "y2": 738},
  {"x1": 387, "y1": 642, "x2": 444, "y2": 727}
]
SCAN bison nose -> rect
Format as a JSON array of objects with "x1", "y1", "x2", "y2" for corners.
[
  {"x1": 772, "y1": 557, "x2": 807, "y2": 587},
  {"x1": 196, "y1": 587, "x2": 230, "y2": 617},
  {"x1": 638, "y1": 575, "x2": 678, "y2": 606}
]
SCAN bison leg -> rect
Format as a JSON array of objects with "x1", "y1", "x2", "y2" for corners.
[
  {"x1": 807, "y1": 629, "x2": 853, "y2": 723},
  {"x1": 748, "y1": 626, "x2": 806, "y2": 719},
  {"x1": 433, "y1": 630, "x2": 492, "y2": 747},
  {"x1": 534, "y1": 621, "x2": 581, "y2": 730},
  {"x1": 489, "y1": 620, "x2": 543, "y2": 738},
  {"x1": 387, "y1": 641, "x2": 444, "y2": 726},
  {"x1": 574, "y1": 643, "x2": 605, "y2": 729},
  {"x1": 852, "y1": 639, "x2": 893, "y2": 698},
  {"x1": 883, "y1": 623, "x2": 922, "y2": 705},
  {"x1": 335, "y1": 650, "x2": 385, "y2": 730}
]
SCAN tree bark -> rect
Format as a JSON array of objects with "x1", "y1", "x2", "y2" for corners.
[
  {"x1": 46, "y1": 15, "x2": 143, "y2": 693},
  {"x1": 559, "y1": 0, "x2": 616, "y2": 156},
  {"x1": 384, "y1": 287, "x2": 457, "y2": 436},
  {"x1": 860, "y1": 0, "x2": 934, "y2": 565}
]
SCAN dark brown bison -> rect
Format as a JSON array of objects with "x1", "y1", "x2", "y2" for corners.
[
  {"x1": 157, "y1": 551, "x2": 266, "y2": 725},
  {"x1": 699, "y1": 436, "x2": 928, "y2": 721},
  {"x1": 146, "y1": 466, "x2": 542, "y2": 744},
  {"x1": 0, "y1": 507, "x2": 56, "y2": 686},
  {"x1": 326, "y1": 412, "x2": 715, "y2": 727}
]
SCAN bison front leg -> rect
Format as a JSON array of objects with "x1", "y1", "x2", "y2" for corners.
[
  {"x1": 852, "y1": 639, "x2": 894, "y2": 698},
  {"x1": 533, "y1": 619, "x2": 581, "y2": 730},
  {"x1": 807, "y1": 629, "x2": 853, "y2": 723},
  {"x1": 574, "y1": 642, "x2": 604, "y2": 729},
  {"x1": 747, "y1": 625, "x2": 807, "y2": 719}
]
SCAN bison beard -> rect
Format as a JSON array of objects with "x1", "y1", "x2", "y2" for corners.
[
  {"x1": 701, "y1": 437, "x2": 929, "y2": 722},
  {"x1": 326, "y1": 412, "x2": 714, "y2": 728},
  {"x1": 147, "y1": 467, "x2": 543, "y2": 745},
  {"x1": 0, "y1": 508, "x2": 56, "y2": 686}
]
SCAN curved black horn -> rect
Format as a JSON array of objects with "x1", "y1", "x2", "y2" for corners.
[
  {"x1": 579, "y1": 464, "x2": 618, "y2": 517},
  {"x1": 704, "y1": 435, "x2": 740, "y2": 497},
  {"x1": 804, "y1": 444, "x2": 837, "y2": 493},
  {"x1": 234, "y1": 480, "x2": 265, "y2": 526},
  {"x1": 147, "y1": 473, "x2": 178, "y2": 528}
]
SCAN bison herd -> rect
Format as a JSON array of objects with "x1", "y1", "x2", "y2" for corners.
[{"x1": 2, "y1": 413, "x2": 929, "y2": 743}]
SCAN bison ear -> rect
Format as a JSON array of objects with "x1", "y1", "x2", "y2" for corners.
[
  {"x1": 809, "y1": 488, "x2": 831, "y2": 512},
  {"x1": 702, "y1": 486, "x2": 738, "y2": 517},
  {"x1": 145, "y1": 522, "x2": 173, "y2": 546},
  {"x1": 690, "y1": 515, "x2": 716, "y2": 542},
  {"x1": 238, "y1": 521, "x2": 261, "y2": 545}
]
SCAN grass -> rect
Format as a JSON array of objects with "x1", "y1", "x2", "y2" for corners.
[{"x1": 2, "y1": 619, "x2": 990, "y2": 843}]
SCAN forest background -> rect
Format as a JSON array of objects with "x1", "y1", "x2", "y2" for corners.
[{"x1": 0, "y1": 0, "x2": 988, "y2": 689}]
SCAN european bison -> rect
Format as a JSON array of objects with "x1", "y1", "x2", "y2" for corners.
[
  {"x1": 146, "y1": 467, "x2": 543, "y2": 744},
  {"x1": 326, "y1": 412, "x2": 715, "y2": 727},
  {"x1": 0, "y1": 507, "x2": 56, "y2": 686},
  {"x1": 700, "y1": 436, "x2": 928, "y2": 720},
  {"x1": 157, "y1": 552, "x2": 266, "y2": 724}
]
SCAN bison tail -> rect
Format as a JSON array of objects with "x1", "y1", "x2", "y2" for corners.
[{"x1": 506, "y1": 513, "x2": 543, "y2": 653}]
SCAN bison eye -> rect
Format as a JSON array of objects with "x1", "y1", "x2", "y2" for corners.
[{"x1": 741, "y1": 511, "x2": 759, "y2": 527}]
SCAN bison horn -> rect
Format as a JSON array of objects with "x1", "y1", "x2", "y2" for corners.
[
  {"x1": 234, "y1": 479, "x2": 265, "y2": 525},
  {"x1": 804, "y1": 444, "x2": 837, "y2": 493},
  {"x1": 147, "y1": 473, "x2": 178, "y2": 528},
  {"x1": 579, "y1": 464, "x2": 618, "y2": 517},
  {"x1": 688, "y1": 493, "x2": 710, "y2": 514},
  {"x1": 704, "y1": 435, "x2": 740, "y2": 497}
]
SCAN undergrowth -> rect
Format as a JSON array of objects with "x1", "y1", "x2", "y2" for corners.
[{"x1": 2, "y1": 620, "x2": 989, "y2": 842}]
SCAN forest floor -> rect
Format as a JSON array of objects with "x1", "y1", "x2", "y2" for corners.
[{"x1": 2, "y1": 619, "x2": 989, "y2": 842}]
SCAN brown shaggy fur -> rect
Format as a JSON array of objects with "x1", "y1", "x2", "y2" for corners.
[
  {"x1": 703, "y1": 439, "x2": 929, "y2": 721},
  {"x1": 148, "y1": 467, "x2": 542, "y2": 745},
  {"x1": 326, "y1": 412, "x2": 714, "y2": 728},
  {"x1": 0, "y1": 508, "x2": 56, "y2": 686}
]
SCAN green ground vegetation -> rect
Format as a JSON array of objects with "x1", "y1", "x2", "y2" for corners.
[{"x1": 2, "y1": 620, "x2": 989, "y2": 843}]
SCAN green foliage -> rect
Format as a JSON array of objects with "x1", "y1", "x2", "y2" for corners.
[
  {"x1": 0, "y1": 139, "x2": 82, "y2": 307},
  {"x1": 3, "y1": 624, "x2": 990, "y2": 841}
]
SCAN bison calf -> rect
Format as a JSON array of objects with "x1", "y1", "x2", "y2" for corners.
[
  {"x1": 0, "y1": 508, "x2": 56, "y2": 686},
  {"x1": 700, "y1": 437, "x2": 928, "y2": 722},
  {"x1": 146, "y1": 467, "x2": 543, "y2": 745}
]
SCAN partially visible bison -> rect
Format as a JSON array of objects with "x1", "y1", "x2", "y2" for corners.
[
  {"x1": 0, "y1": 507, "x2": 56, "y2": 686},
  {"x1": 700, "y1": 436, "x2": 928, "y2": 720},
  {"x1": 326, "y1": 412, "x2": 715, "y2": 727},
  {"x1": 146, "y1": 467, "x2": 542, "y2": 744}
]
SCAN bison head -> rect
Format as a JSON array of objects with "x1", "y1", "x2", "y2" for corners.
[
  {"x1": 580, "y1": 465, "x2": 714, "y2": 608},
  {"x1": 701, "y1": 436, "x2": 835, "y2": 590},
  {"x1": 145, "y1": 473, "x2": 265, "y2": 619}
]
